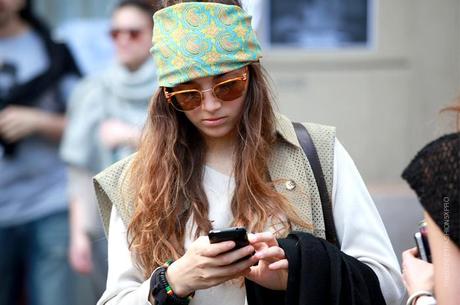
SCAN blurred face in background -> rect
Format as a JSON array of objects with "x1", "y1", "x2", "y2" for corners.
[
  {"x1": 110, "y1": 5, "x2": 152, "y2": 71},
  {"x1": 0, "y1": 0, "x2": 25, "y2": 27}
]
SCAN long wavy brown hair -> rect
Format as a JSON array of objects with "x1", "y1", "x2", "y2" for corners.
[{"x1": 127, "y1": 0, "x2": 310, "y2": 278}]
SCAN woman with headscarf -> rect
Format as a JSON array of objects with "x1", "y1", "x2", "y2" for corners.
[{"x1": 93, "y1": 1, "x2": 404, "y2": 305}]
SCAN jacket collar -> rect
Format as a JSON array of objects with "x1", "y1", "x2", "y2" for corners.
[{"x1": 274, "y1": 113, "x2": 302, "y2": 148}]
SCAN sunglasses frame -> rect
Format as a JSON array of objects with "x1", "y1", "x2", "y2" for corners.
[
  {"x1": 109, "y1": 28, "x2": 143, "y2": 41},
  {"x1": 163, "y1": 71, "x2": 248, "y2": 112}
]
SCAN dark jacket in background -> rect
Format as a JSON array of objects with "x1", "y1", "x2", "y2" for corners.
[{"x1": 0, "y1": 1, "x2": 81, "y2": 156}]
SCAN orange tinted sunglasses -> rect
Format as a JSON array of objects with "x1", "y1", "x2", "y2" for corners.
[{"x1": 163, "y1": 71, "x2": 248, "y2": 112}]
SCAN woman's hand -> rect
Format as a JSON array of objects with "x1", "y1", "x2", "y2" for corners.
[
  {"x1": 402, "y1": 247, "x2": 434, "y2": 295},
  {"x1": 69, "y1": 229, "x2": 93, "y2": 275},
  {"x1": 166, "y1": 236, "x2": 258, "y2": 297},
  {"x1": 0, "y1": 106, "x2": 65, "y2": 142},
  {"x1": 245, "y1": 232, "x2": 288, "y2": 291}
]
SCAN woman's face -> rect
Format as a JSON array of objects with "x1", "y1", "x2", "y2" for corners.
[
  {"x1": 110, "y1": 6, "x2": 152, "y2": 70},
  {"x1": 174, "y1": 67, "x2": 249, "y2": 142}
]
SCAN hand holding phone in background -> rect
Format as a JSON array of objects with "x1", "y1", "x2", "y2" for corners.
[
  {"x1": 402, "y1": 219, "x2": 434, "y2": 296},
  {"x1": 402, "y1": 247, "x2": 434, "y2": 296}
]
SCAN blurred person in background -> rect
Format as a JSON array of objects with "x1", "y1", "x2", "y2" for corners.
[
  {"x1": 59, "y1": 0, "x2": 157, "y2": 303},
  {"x1": 0, "y1": 0, "x2": 81, "y2": 304},
  {"x1": 401, "y1": 102, "x2": 460, "y2": 305}
]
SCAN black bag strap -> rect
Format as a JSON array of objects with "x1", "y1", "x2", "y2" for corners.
[{"x1": 293, "y1": 122, "x2": 340, "y2": 248}]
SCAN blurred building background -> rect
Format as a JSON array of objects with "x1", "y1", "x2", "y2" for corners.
[{"x1": 31, "y1": 0, "x2": 460, "y2": 264}]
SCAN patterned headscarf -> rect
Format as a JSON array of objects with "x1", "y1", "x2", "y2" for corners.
[{"x1": 151, "y1": 2, "x2": 262, "y2": 87}]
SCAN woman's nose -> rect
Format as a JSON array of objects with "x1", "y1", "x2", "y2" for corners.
[{"x1": 201, "y1": 89, "x2": 222, "y2": 112}]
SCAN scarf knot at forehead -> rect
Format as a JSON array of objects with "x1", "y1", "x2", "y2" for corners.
[{"x1": 151, "y1": 2, "x2": 262, "y2": 87}]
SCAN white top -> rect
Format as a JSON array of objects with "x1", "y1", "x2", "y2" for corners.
[{"x1": 97, "y1": 139, "x2": 405, "y2": 305}]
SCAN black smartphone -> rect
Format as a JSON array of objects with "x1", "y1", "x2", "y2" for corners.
[
  {"x1": 418, "y1": 221, "x2": 432, "y2": 263},
  {"x1": 208, "y1": 227, "x2": 250, "y2": 249},
  {"x1": 414, "y1": 220, "x2": 432, "y2": 263},
  {"x1": 414, "y1": 232, "x2": 429, "y2": 262}
]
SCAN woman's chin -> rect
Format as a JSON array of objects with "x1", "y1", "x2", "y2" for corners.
[{"x1": 199, "y1": 126, "x2": 236, "y2": 142}]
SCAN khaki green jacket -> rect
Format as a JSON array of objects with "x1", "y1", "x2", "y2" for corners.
[{"x1": 93, "y1": 113, "x2": 336, "y2": 239}]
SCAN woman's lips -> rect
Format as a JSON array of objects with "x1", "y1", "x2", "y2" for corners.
[{"x1": 202, "y1": 116, "x2": 227, "y2": 127}]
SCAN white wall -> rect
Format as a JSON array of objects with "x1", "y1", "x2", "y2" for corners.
[{"x1": 263, "y1": 0, "x2": 460, "y2": 185}]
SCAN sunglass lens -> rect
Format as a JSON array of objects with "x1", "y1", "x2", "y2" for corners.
[
  {"x1": 110, "y1": 29, "x2": 142, "y2": 40},
  {"x1": 173, "y1": 91, "x2": 202, "y2": 111},
  {"x1": 214, "y1": 79, "x2": 246, "y2": 101},
  {"x1": 128, "y1": 30, "x2": 141, "y2": 40},
  {"x1": 110, "y1": 29, "x2": 120, "y2": 40}
]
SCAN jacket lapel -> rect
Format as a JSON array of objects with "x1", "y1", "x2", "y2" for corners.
[{"x1": 268, "y1": 140, "x2": 314, "y2": 233}]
